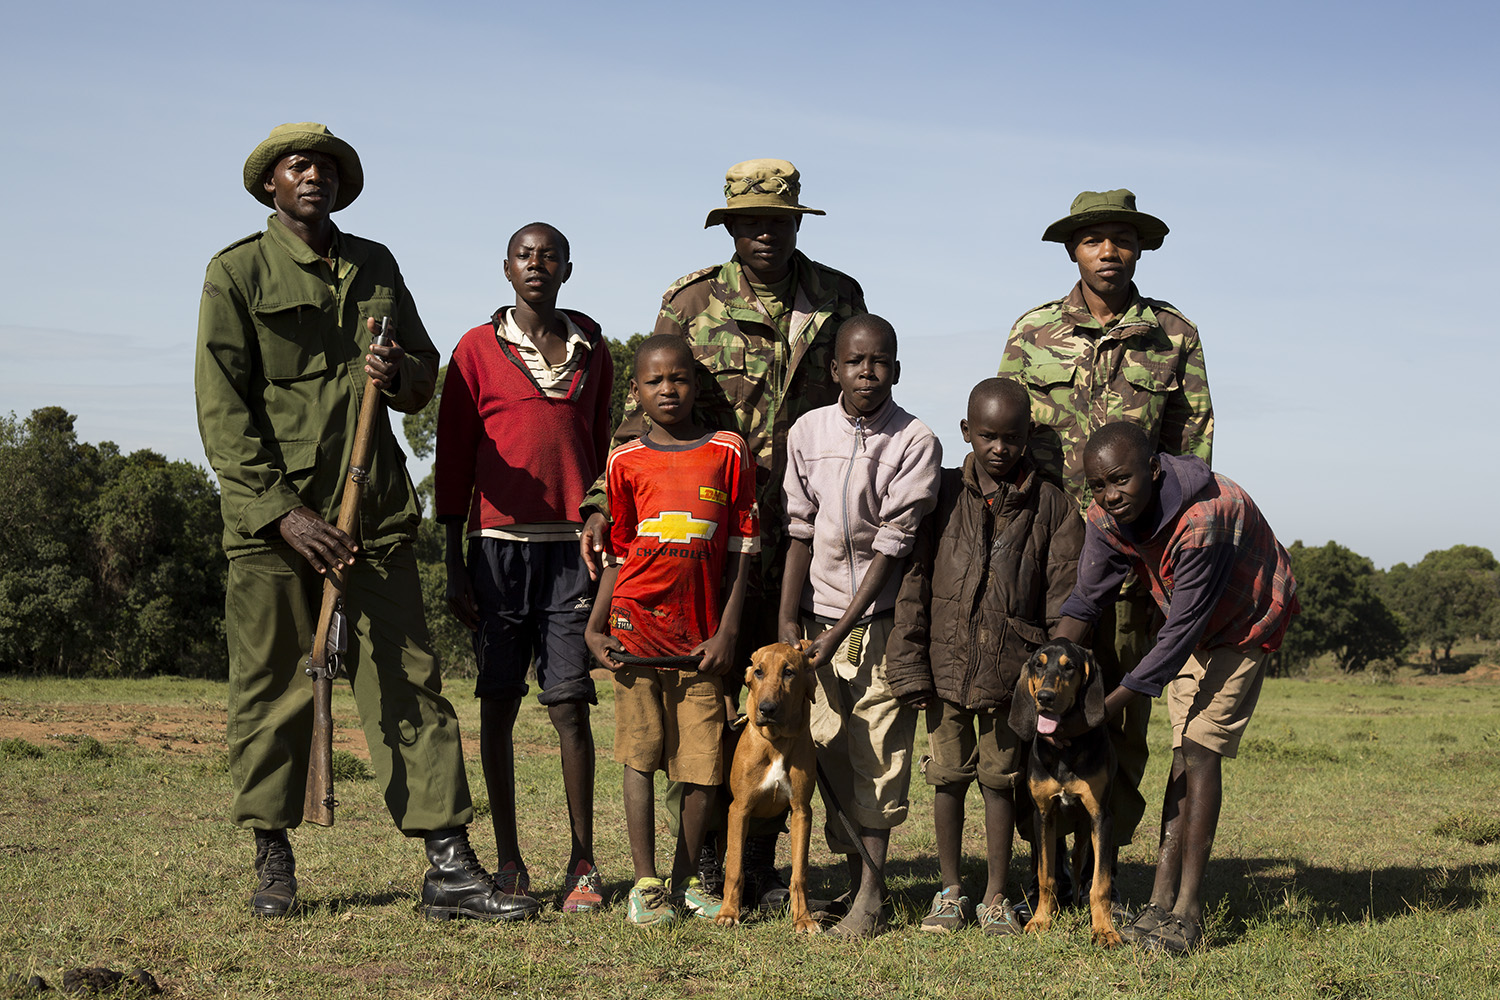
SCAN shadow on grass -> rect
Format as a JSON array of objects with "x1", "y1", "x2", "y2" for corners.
[
  {"x1": 1219, "y1": 855, "x2": 1496, "y2": 925},
  {"x1": 299, "y1": 889, "x2": 413, "y2": 914}
]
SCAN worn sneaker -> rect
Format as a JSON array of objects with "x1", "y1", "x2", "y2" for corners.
[
  {"x1": 626, "y1": 877, "x2": 677, "y2": 928},
  {"x1": 561, "y1": 860, "x2": 604, "y2": 913},
  {"x1": 671, "y1": 875, "x2": 723, "y2": 920},
  {"x1": 976, "y1": 894, "x2": 1024, "y2": 936},
  {"x1": 696, "y1": 842, "x2": 725, "y2": 897},
  {"x1": 494, "y1": 861, "x2": 535, "y2": 899},
  {"x1": 919, "y1": 886, "x2": 968, "y2": 933}
]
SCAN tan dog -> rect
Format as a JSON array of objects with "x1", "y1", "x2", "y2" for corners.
[{"x1": 715, "y1": 642, "x2": 820, "y2": 933}]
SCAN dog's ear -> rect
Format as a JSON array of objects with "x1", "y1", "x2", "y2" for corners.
[
  {"x1": 744, "y1": 662, "x2": 757, "y2": 687},
  {"x1": 793, "y1": 638, "x2": 812, "y2": 654},
  {"x1": 1009, "y1": 653, "x2": 1039, "y2": 741},
  {"x1": 1081, "y1": 649, "x2": 1108, "y2": 728}
]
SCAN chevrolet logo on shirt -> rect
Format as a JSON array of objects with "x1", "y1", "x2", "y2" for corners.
[{"x1": 636, "y1": 511, "x2": 718, "y2": 543}]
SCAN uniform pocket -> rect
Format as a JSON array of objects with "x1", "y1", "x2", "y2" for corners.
[
  {"x1": 356, "y1": 287, "x2": 397, "y2": 335},
  {"x1": 252, "y1": 298, "x2": 329, "y2": 380},
  {"x1": 1023, "y1": 362, "x2": 1077, "y2": 391}
]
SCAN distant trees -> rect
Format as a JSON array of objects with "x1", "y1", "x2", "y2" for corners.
[
  {"x1": 1282, "y1": 541, "x2": 1406, "y2": 672},
  {"x1": 0, "y1": 408, "x2": 226, "y2": 676},
  {"x1": 1380, "y1": 547, "x2": 1500, "y2": 662},
  {"x1": 1280, "y1": 540, "x2": 1499, "y2": 673}
]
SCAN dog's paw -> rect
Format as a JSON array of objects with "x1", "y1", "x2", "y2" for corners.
[
  {"x1": 713, "y1": 911, "x2": 742, "y2": 928},
  {"x1": 1093, "y1": 927, "x2": 1125, "y2": 948},
  {"x1": 793, "y1": 916, "x2": 824, "y2": 935},
  {"x1": 1023, "y1": 915, "x2": 1051, "y2": 935}
]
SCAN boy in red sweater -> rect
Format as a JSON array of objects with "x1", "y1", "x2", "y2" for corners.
[
  {"x1": 585, "y1": 334, "x2": 757, "y2": 927},
  {"x1": 434, "y1": 222, "x2": 613, "y2": 914}
]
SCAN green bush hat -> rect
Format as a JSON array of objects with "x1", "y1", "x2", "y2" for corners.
[
  {"x1": 242, "y1": 122, "x2": 364, "y2": 212},
  {"x1": 1042, "y1": 189, "x2": 1169, "y2": 251},
  {"x1": 703, "y1": 158, "x2": 826, "y2": 229}
]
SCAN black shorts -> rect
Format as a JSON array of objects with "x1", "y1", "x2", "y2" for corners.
[{"x1": 468, "y1": 538, "x2": 597, "y2": 706}]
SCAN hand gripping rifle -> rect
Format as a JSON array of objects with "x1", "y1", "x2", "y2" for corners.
[{"x1": 304, "y1": 320, "x2": 393, "y2": 827}]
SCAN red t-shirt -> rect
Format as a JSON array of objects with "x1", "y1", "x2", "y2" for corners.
[{"x1": 605, "y1": 431, "x2": 760, "y2": 660}]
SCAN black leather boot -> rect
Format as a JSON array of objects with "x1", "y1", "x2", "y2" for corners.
[
  {"x1": 252, "y1": 829, "x2": 297, "y2": 918},
  {"x1": 420, "y1": 827, "x2": 541, "y2": 921},
  {"x1": 697, "y1": 838, "x2": 725, "y2": 897},
  {"x1": 742, "y1": 832, "x2": 790, "y2": 910}
]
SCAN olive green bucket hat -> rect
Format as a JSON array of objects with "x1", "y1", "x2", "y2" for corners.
[
  {"x1": 1042, "y1": 189, "x2": 1169, "y2": 251},
  {"x1": 704, "y1": 158, "x2": 826, "y2": 228},
  {"x1": 243, "y1": 122, "x2": 364, "y2": 212}
]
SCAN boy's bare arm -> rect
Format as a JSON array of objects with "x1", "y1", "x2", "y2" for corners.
[
  {"x1": 583, "y1": 565, "x2": 626, "y2": 670},
  {"x1": 693, "y1": 550, "x2": 751, "y2": 676},
  {"x1": 778, "y1": 538, "x2": 814, "y2": 645},
  {"x1": 444, "y1": 521, "x2": 480, "y2": 631},
  {"x1": 803, "y1": 552, "x2": 899, "y2": 672}
]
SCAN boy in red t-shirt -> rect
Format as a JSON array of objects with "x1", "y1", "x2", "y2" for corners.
[{"x1": 585, "y1": 334, "x2": 758, "y2": 928}]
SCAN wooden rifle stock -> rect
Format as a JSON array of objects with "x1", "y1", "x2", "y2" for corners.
[{"x1": 304, "y1": 321, "x2": 393, "y2": 826}]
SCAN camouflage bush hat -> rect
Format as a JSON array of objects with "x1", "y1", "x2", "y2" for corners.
[
  {"x1": 1042, "y1": 189, "x2": 1169, "y2": 251},
  {"x1": 242, "y1": 122, "x2": 364, "y2": 212},
  {"x1": 704, "y1": 158, "x2": 826, "y2": 228}
]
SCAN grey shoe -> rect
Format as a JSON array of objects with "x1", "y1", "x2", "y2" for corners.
[
  {"x1": 919, "y1": 886, "x2": 969, "y2": 933},
  {"x1": 976, "y1": 894, "x2": 1024, "y2": 936},
  {"x1": 420, "y1": 827, "x2": 541, "y2": 922},
  {"x1": 1120, "y1": 901, "x2": 1171, "y2": 945},
  {"x1": 251, "y1": 829, "x2": 297, "y2": 918}
]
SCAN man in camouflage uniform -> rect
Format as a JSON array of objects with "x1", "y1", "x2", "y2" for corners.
[
  {"x1": 999, "y1": 189, "x2": 1213, "y2": 892},
  {"x1": 581, "y1": 158, "x2": 866, "y2": 907}
]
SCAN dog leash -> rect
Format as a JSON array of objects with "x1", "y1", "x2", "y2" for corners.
[{"x1": 813, "y1": 758, "x2": 879, "y2": 872}]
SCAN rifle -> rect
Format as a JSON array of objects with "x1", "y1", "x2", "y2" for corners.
[{"x1": 304, "y1": 319, "x2": 393, "y2": 827}]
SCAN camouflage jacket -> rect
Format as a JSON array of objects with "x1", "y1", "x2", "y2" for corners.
[
  {"x1": 586, "y1": 250, "x2": 866, "y2": 586},
  {"x1": 999, "y1": 282, "x2": 1212, "y2": 513}
]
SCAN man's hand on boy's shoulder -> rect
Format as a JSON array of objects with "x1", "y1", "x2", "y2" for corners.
[{"x1": 585, "y1": 629, "x2": 626, "y2": 671}]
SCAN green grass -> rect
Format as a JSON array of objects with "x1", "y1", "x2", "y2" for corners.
[{"x1": 1, "y1": 665, "x2": 1499, "y2": 998}]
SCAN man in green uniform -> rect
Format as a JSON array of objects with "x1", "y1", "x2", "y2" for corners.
[
  {"x1": 999, "y1": 189, "x2": 1213, "y2": 902},
  {"x1": 580, "y1": 159, "x2": 866, "y2": 908},
  {"x1": 196, "y1": 122, "x2": 535, "y2": 921}
]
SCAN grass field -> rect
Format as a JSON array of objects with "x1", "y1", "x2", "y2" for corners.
[{"x1": 2, "y1": 658, "x2": 1498, "y2": 999}]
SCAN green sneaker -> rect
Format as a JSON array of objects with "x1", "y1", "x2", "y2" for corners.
[
  {"x1": 976, "y1": 894, "x2": 1024, "y2": 936},
  {"x1": 626, "y1": 877, "x2": 677, "y2": 928},
  {"x1": 671, "y1": 875, "x2": 723, "y2": 919},
  {"x1": 919, "y1": 886, "x2": 968, "y2": 933}
]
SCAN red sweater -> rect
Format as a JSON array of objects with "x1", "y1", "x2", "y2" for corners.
[{"x1": 435, "y1": 309, "x2": 613, "y2": 530}]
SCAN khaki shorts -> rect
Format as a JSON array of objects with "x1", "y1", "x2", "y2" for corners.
[
  {"x1": 924, "y1": 698, "x2": 1024, "y2": 791},
  {"x1": 612, "y1": 663, "x2": 724, "y2": 785},
  {"x1": 1166, "y1": 647, "x2": 1268, "y2": 758},
  {"x1": 804, "y1": 614, "x2": 918, "y2": 852}
]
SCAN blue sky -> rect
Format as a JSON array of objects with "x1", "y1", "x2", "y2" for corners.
[{"x1": 3, "y1": 1, "x2": 1495, "y2": 569}]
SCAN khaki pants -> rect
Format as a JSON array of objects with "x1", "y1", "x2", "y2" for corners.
[
  {"x1": 225, "y1": 544, "x2": 472, "y2": 834},
  {"x1": 804, "y1": 614, "x2": 918, "y2": 853}
]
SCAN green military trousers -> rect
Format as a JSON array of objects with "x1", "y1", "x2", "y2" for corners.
[
  {"x1": 1093, "y1": 585, "x2": 1157, "y2": 848},
  {"x1": 225, "y1": 543, "x2": 474, "y2": 834}
]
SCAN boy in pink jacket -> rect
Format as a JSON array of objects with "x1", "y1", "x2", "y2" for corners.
[{"x1": 778, "y1": 314, "x2": 942, "y2": 937}]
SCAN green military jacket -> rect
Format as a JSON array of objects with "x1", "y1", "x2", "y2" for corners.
[
  {"x1": 195, "y1": 216, "x2": 439, "y2": 557},
  {"x1": 999, "y1": 282, "x2": 1212, "y2": 513},
  {"x1": 588, "y1": 250, "x2": 866, "y2": 582}
]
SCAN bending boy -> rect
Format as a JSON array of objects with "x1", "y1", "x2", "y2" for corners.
[{"x1": 1053, "y1": 422, "x2": 1298, "y2": 952}]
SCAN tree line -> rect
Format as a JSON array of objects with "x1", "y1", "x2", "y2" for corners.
[{"x1": 2, "y1": 370, "x2": 1497, "y2": 677}]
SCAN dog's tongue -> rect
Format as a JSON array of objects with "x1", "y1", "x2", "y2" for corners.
[{"x1": 1037, "y1": 712, "x2": 1061, "y2": 736}]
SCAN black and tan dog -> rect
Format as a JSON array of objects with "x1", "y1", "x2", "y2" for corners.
[
  {"x1": 1009, "y1": 638, "x2": 1123, "y2": 947},
  {"x1": 715, "y1": 642, "x2": 820, "y2": 933}
]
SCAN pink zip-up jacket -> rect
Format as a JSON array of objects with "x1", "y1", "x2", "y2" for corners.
[{"x1": 783, "y1": 396, "x2": 943, "y2": 620}]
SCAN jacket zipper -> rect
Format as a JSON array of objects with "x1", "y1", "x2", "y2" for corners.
[{"x1": 841, "y1": 417, "x2": 864, "y2": 604}]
